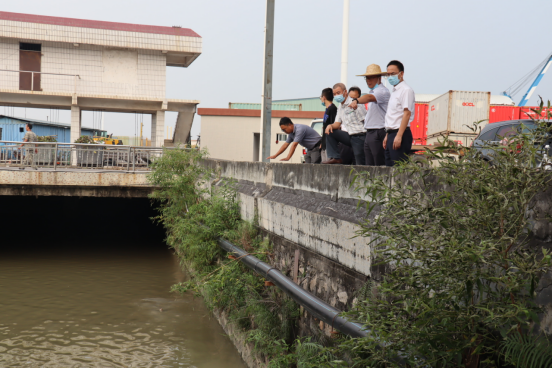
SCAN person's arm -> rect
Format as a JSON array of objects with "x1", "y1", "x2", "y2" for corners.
[
  {"x1": 19, "y1": 135, "x2": 29, "y2": 149},
  {"x1": 349, "y1": 94, "x2": 377, "y2": 110},
  {"x1": 267, "y1": 142, "x2": 289, "y2": 160},
  {"x1": 392, "y1": 109, "x2": 412, "y2": 150},
  {"x1": 326, "y1": 107, "x2": 343, "y2": 134},
  {"x1": 280, "y1": 142, "x2": 299, "y2": 161}
]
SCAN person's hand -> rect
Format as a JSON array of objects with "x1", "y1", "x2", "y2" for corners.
[
  {"x1": 280, "y1": 157, "x2": 290, "y2": 161},
  {"x1": 325, "y1": 125, "x2": 333, "y2": 135},
  {"x1": 383, "y1": 134, "x2": 388, "y2": 149},
  {"x1": 267, "y1": 155, "x2": 277, "y2": 160},
  {"x1": 349, "y1": 100, "x2": 358, "y2": 110},
  {"x1": 393, "y1": 134, "x2": 402, "y2": 150}
]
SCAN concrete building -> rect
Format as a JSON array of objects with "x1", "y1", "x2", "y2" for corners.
[
  {"x1": 0, "y1": 11, "x2": 202, "y2": 146},
  {"x1": 0, "y1": 114, "x2": 105, "y2": 142},
  {"x1": 198, "y1": 108, "x2": 323, "y2": 163}
]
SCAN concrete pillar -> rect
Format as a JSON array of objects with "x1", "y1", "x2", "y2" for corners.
[
  {"x1": 151, "y1": 110, "x2": 165, "y2": 147},
  {"x1": 70, "y1": 106, "x2": 81, "y2": 143},
  {"x1": 70, "y1": 106, "x2": 81, "y2": 166}
]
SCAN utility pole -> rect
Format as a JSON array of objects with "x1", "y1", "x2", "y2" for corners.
[
  {"x1": 340, "y1": 0, "x2": 350, "y2": 85},
  {"x1": 100, "y1": 111, "x2": 105, "y2": 131},
  {"x1": 260, "y1": 0, "x2": 275, "y2": 163}
]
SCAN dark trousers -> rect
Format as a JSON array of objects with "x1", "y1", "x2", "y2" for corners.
[
  {"x1": 326, "y1": 130, "x2": 366, "y2": 165},
  {"x1": 364, "y1": 128, "x2": 386, "y2": 166},
  {"x1": 385, "y1": 128, "x2": 413, "y2": 167},
  {"x1": 304, "y1": 145, "x2": 321, "y2": 164}
]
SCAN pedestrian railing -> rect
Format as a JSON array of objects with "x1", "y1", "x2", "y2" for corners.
[{"x1": 0, "y1": 141, "x2": 178, "y2": 171}]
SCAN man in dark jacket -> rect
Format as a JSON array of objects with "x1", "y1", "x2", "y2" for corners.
[{"x1": 320, "y1": 87, "x2": 337, "y2": 162}]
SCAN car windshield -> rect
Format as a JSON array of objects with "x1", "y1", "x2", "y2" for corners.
[{"x1": 311, "y1": 122, "x2": 323, "y2": 136}]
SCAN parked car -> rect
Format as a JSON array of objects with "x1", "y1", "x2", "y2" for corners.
[
  {"x1": 300, "y1": 119, "x2": 323, "y2": 163},
  {"x1": 472, "y1": 119, "x2": 552, "y2": 163}
]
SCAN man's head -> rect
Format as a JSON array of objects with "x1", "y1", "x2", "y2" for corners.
[
  {"x1": 365, "y1": 75, "x2": 381, "y2": 90},
  {"x1": 356, "y1": 64, "x2": 385, "y2": 90},
  {"x1": 320, "y1": 88, "x2": 334, "y2": 105},
  {"x1": 332, "y1": 83, "x2": 347, "y2": 104},
  {"x1": 279, "y1": 117, "x2": 294, "y2": 134},
  {"x1": 386, "y1": 60, "x2": 404, "y2": 86},
  {"x1": 348, "y1": 86, "x2": 361, "y2": 100},
  {"x1": 26, "y1": 124, "x2": 33, "y2": 131}
]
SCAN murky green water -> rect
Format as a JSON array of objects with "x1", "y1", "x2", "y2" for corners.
[{"x1": 0, "y1": 196, "x2": 246, "y2": 368}]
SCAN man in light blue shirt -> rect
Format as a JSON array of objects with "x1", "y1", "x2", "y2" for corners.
[
  {"x1": 349, "y1": 64, "x2": 390, "y2": 166},
  {"x1": 267, "y1": 117, "x2": 322, "y2": 163}
]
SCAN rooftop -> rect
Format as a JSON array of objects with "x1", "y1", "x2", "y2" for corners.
[
  {"x1": 0, "y1": 115, "x2": 104, "y2": 132},
  {"x1": 0, "y1": 11, "x2": 200, "y2": 37}
]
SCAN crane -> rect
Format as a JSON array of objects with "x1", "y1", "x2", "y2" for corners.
[{"x1": 503, "y1": 52, "x2": 552, "y2": 106}]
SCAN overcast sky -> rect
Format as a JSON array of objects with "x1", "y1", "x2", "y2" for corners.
[{"x1": 3, "y1": 0, "x2": 552, "y2": 140}]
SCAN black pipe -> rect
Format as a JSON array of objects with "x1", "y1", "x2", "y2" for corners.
[{"x1": 217, "y1": 237, "x2": 368, "y2": 338}]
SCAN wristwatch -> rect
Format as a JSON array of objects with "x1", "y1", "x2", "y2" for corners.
[{"x1": 352, "y1": 98, "x2": 358, "y2": 103}]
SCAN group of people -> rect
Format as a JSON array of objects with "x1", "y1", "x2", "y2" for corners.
[{"x1": 267, "y1": 60, "x2": 415, "y2": 167}]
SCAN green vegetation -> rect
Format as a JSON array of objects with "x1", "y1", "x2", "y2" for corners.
[
  {"x1": 148, "y1": 148, "x2": 326, "y2": 367},
  {"x1": 336, "y1": 102, "x2": 552, "y2": 367},
  {"x1": 74, "y1": 135, "x2": 95, "y2": 144},
  {"x1": 37, "y1": 135, "x2": 57, "y2": 142},
  {"x1": 149, "y1": 102, "x2": 552, "y2": 367}
]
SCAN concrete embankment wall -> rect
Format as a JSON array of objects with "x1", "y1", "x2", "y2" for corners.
[{"x1": 203, "y1": 159, "x2": 552, "y2": 338}]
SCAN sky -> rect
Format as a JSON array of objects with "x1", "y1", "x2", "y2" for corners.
[{"x1": 2, "y1": 0, "x2": 552, "y2": 140}]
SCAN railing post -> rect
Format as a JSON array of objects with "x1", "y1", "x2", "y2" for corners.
[
  {"x1": 31, "y1": 72, "x2": 34, "y2": 91},
  {"x1": 127, "y1": 146, "x2": 131, "y2": 171},
  {"x1": 53, "y1": 143, "x2": 58, "y2": 171},
  {"x1": 132, "y1": 147, "x2": 136, "y2": 172}
]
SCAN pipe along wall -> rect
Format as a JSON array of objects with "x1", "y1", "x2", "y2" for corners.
[{"x1": 217, "y1": 237, "x2": 367, "y2": 339}]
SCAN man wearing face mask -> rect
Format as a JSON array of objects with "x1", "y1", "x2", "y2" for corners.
[
  {"x1": 383, "y1": 60, "x2": 415, "y2": 166},
  {"x1": 349, "y1": 64, "x2": 390, "y2": 166},
  {"x1": 321, "y1": 83, "x2": 367, "y2": 165}
]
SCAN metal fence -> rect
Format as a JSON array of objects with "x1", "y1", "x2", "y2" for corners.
[{"x1": 0, "y1": 141, "x2": 172, "y2": 171}]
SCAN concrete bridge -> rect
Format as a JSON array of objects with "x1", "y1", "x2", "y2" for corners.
[{"x1": 0, "y1": 168, "x2": 153, "y2": 197}]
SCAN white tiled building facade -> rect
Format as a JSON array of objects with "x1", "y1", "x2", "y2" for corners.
[{"x1": 0, "y1": 11, "x2": 202, "y2": 146}]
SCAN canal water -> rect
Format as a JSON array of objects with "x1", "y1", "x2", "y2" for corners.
[{"x1": 0, "y1": 196, "x2": 246, "y2": 368}]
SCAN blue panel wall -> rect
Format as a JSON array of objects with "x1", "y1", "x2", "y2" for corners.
[{"x1": 0, "y1": 117, "x2": 98, "y2": 143}]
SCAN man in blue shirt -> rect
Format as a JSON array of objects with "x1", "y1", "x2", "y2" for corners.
[{"x1": 267, "y1": 117, "x2": 322, "y2": 163}]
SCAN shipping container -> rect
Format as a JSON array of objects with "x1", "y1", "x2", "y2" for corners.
[
  {"x1": 489, "y1": 105, "x2": 520, "y2": 123},
  {"x1": 426, "y1": 133, "x2": 478, "y2": 147},
  {"x1": 411, "y1": 103, "x2": 428, "y2": 144},
  {"x1": 229, "y1": 103, "x2": 302, "y2": 111},
  {"x1": 519, "y1": 107, "x2": 552, "y2": 120},
  {"x1": 427, "y1": 91, "x2": 491, "y2": 137}
]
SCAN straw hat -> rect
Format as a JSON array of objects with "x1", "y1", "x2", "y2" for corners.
[{"x1": 356, "y1": 64, "x2": 387, "y2": 77}]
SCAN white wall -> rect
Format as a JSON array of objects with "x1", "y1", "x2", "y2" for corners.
[
  {"x1": 201, "y1": 115, "x2": 317, "y2": 163},
  {"x1": 0, "y1": 38, "x2": 166, "y2": 99}
]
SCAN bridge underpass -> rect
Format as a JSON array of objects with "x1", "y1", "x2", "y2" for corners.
[{"x1": 0, "y1": 190, "x2": 246, "y2": 367}]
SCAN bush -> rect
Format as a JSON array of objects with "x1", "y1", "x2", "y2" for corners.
[
  {"x1": 338, "y1": 102, "x2": 552, "y2": 367},
  {"x1": 37, "y1": 136, "x2": 57, "y2": 142},
  {"x1": 74, "y1": 135, "x2": 95, "y2": 144}
]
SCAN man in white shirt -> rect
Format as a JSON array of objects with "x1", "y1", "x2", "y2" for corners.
[
  {"x1": 322, "y1": 83, "x2": 367, "y2": 165},
  {"x1": 383, "y1": 60, "x2": 415, "y2": 166},
  {"x1": 349, "y1": 64, "x2": 390, "y2": 166}
]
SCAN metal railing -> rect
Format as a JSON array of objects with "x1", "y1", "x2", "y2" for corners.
[
  {"x1": 0, "y1": 141, "x2": 173, "y2": 171},
  {"x1": 0, "y1": 69, "x2": 80, "y2": 94}
]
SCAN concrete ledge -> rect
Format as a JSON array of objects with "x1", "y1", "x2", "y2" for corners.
[{"x1": 0, "y1": 184, "x2": 153, "y2": 197}]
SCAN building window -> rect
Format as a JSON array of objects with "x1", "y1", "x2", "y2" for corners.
[
  {"x1": 276, "y1": 133, "x2": 287, "y2": 142},
  {"x1": 19, "y1": 127, "x2": 24, "y2": 133},
  {"x1": 20, "y1": 43, "x2": 41, "y2": 52},
  {"x1": 0, "y1": 127, "x2": 2, "y2": 140}
]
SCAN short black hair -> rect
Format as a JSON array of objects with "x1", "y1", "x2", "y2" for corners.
[
  {"x1": 321, "y1": 88, "x2": 333, "y2": 102},
  {"x1": 279, "y1": 117, "x2": 293, "y2": 126},
  {"x1": 387, "y1": 60, "x2": 404, "y2": 72},
  {"x1": 26, "y1": 123, "x2": 33, "y2": 130},
  {"x1": 348, "y1": 86, "x2": 361, "y2": 96}
]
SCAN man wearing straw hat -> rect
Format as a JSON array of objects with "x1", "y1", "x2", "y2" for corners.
[{"x1": 349, "y1": 64, "x2": 390, "y2": 166}]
